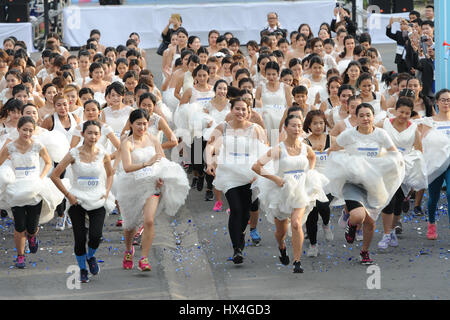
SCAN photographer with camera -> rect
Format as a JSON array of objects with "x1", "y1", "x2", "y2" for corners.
[
  {"x1": 158, "y1": 14, "x2": 183, "y2": 56},
  {"x1": 331, "y1": 4, "x2": 357, "y2": 38},
  {"x1": 386, "y1": 17, "x2": 410, "y2": 74}
]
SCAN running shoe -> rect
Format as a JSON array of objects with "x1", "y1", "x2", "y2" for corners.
[
  {"x1": 133, "y1": 226, "x2": 144, "y2": 246},
  {"x1": 414, "y1": 206, "x2": 425, "y2": 216},
  {"x1": 137, "y1": 257, "x2": 151, "y2": 271},
  {"x1": 377, "y1": 234, "x2": 390, "y2": 249},
  {"x1": 191, "y1": 177, "x2": 198, "y2": 189},
  {"x1": 116, "y1": 219, "x2": 123, "y2": 227},
  {"x1": 356, "y1": 229, "x2": 364, "y2": 241},
  {"x1": 55, "y1": 217, "x2": 65, "y2": 231},
  {"x1": 205, "y1": 190, "x2": 214, "y2": 201},
  {"x1": 27, "y1": 235, "x2": 39, "y2": 254},
  {"x1": 0, "y1": 209, "x2": 7, "y2": 218},
  {"x1": 394, "y1": 221, "x2": 403, "y2": 234},
  {"x1": 389, "y1": 231, "x2": 398, "y2": 247},
  {"x1": 196, "y1": 175, "x2": 205, "y2": 191},
  {"x1": 426, "y1": 223, "x2": 437, "y2": 240},
  {"x1": 232, "y1": 248, "x2": 243, "y2": 264},
  {"x1": 110, "y1": 207, "x2": 119, "y2": 215},
  {"x1": 65, "y1": 215, "x2": 72, "y2": 229},
  {"x1": 80, "y1": 269, "x2": 89, "y2": 283},
  {"x1": 86, "y1": 256, "x2": 100, "y2": 275},
  {"x1": 213, "y1": 201, "x2": 223, "y2": 212},
  {"x1": 338, "y1": 209, "x2": 350, "y2": 228},
  {"x1": 15, "y1": 255, "x2": 25, "y2": 269},
  {"x1": 293, "y1": 260, "x2": 304, "y2": 273},
  {"x1": 123, "y1": 247, "x2": 134, "y2": 270},
  {"x1": 360, "y1": 251, "x2": 374, "y2": 265},
  {"x1": 323, "y1": 224, "x2": 334, "y2": 241},
  {"x1": 307, "y1": 244, "x2": 319, "y2": 257},
  {"x1": 279, "y1": 247, "x2": 290, "y2": 265},
  {"x1": 345, "y1": 221, "x2": 357, "y2": 244},
  {"x1": 250, "y1": 228, "x2": 261, "y2": 246}
]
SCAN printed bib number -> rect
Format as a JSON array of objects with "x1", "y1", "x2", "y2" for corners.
[
  {"x1": 357, "y1": 148, "x2": 379, "y2": 158},
  {"x1": 114, "y1": 131, "x2": 121, "y2": 139},
  {"x1": 77, "y1": 176, "x2": 100, "y2": 189},
  {"x1": 284, "y1": 170, "x2": 304, "y2": 181},
  {"x1": 269, "y1": 104, "x2": 284, "y2": 111},
  {"x1": 15, "y1": 166, "x2": 38, "y2": 179},
  {"x1": 315, "y1": 151, "x2": 328, "y2": 162},
  {"x1": 134, "y1": 166, "x2": 153, "y2": 180}
]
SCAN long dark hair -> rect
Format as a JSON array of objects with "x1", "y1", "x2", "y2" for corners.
[{"x1": 128, "y1": 109, "x2": 150, "y2": 136}]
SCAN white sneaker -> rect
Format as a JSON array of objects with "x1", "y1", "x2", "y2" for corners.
[
  {"x1": 55, "y1": 217, "x2": 65, "y2": 231},
  {"x1": 65, "y1": 215, "x2": 72, "y2": 230},
  {"x1": 322, "y1": 224, "x2": 334, "y2": 241},
  {"x1": 377, "y1": 234, "x2": 390, "y2": 249},
  {"x1": 356, "y1": 229, "x2": 363, "y2": 241},
  {"x1": 338, "y1": 210, "x2": 349, "y2": 228},
  {"x1": 307, "y1": 244, "x2": 319, "y2": 257},
  {"x1": 389, "y1": 231, "x2": 399, "y2": 247}
]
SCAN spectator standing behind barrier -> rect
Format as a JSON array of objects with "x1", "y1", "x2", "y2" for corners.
[
  {"x1": 260, "y1": 12, "x2": 287, "y2": 39},
  {"x1": 158, "y1": 14, "x2": 182, "y2": 56}
]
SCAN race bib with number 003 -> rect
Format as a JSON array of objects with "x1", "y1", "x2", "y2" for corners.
[
  {"x1": 357, "y1": 147, "x2": 379, "y2": 158},
  {"x1": 77, "y1": 176, "x2": 100, "y2": 189},
  {"x1": 15, "y1": 166, "x2": 38, "y2": 179}
]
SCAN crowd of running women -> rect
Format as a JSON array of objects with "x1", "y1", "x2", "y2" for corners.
[{"x1": 0, "y1": 5, "x2": 448, "y2": 282}]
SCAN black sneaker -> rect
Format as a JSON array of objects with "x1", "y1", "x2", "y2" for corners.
[
  {"x1": 293, "y1": 260, "x2": 304, "y2": 273},
  {"x1": 279, "y1": 247, "x2": 290, "y2": 265},
  {"x1": 196, "y1": 175, "x2": 205, "y2": 191},
  {"x1": 80, "y1": 269, "x2": 89, "y2": 283},
  {"x1": 360, "y1": 250, "x2": 374, "y2": 265},
  {"x1": 414, "y1": 206, "x2": 424, "y2": 216},
  {"x1": 27, "y1": 235, "x2": 39, "y2": 254},
  {"x1": 205, "y1": 189, "x2": 214, "y2": 201},
  {"x1": 0, "y1": 210, "x2": 7, "y2": 218},
  {"x1": 232, "y1": 248, "x2": 243, "y2": 264},
  {"x1": 191, "y1": 177, "x2": 198, "y2": 189},
  {"x1": 345, "y1": 221, "x2": 357, "y2": 244},
  {"x1": 86, "y1": 256, "x2": 100, "y2": 275}
]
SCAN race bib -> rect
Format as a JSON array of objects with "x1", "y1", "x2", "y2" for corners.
[
  {"x1": 396, "y1": 45, "x2": 405, "y2": 55},
  {"x1": 269, "y1": 104, "x2": 285, "y2": 111},
  {"x1": 284, "y1": 169, "x2": 304, "y2": 181},
  {"x1": 397, "y1": 147, "x2": 406, "y2": 154},
  {"x1": 114, "y1": 131, "x2": 121, "y2": 139},
  {"x1": 357, "y1": 147, "x2": 379, "y2": 158},
  {"x1": 315, "y1": 151, "x2": 328, "y2": 163},
  {"x1": 15, "y1": 166, "x2": 38, "y2": 179},
  {"x1": 436, "y1": 126, "x2": 450, "y2": 137},
  {"x1": 134, "y1": 166, "x2": 153, "y2": 181},
  {"x1": 77, "y1": 176, "x2": 100, "y2": 189}
]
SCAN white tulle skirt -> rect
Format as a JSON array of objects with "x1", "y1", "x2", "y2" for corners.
[
  {"x1": 69, "y1": 187, "x2": 116, "y2": 214},
  {"x1": 325, "y1": 151, "x2": 405, "y2": 220},
  {"x1": 36, "y1": 130, "x2": 70, "y2": 163},
  {"x1": 252, "y1": 169, "x2": 329, "y2": 225},
  {"x1": 116, "y1": 158, "x2": 189, "y2": 230},
  {"x1": 422, "y1": 129, "x2": 450, "y2": 185},
  {"x1": 162, "y1": 88, "x2": 179, "y2": 114},
  {"x1": 0, "y1": 161, "x2": 67, "y2": 224},
  {"x1": 261, "y1": 105, "x2": 284, "y2": 144},
  {"x1": 401, "y1": 150, "x2": 428, "y2": 194}
]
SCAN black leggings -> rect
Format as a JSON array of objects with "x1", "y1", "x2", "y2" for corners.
[
  {"x1": 225, "y1": 184, "x2": 252, "y2": 250},
  {"x1": 12, "y1": 201, "x2": 43, "y2": 234},
  {"x1": 382, "y1": 187, "x2": 405, "y2": 216},
  {"x1": 68, "y1": 205, "x2": 106, "y2": 256},
  {"x1": 306, "y1": 194, "x2": 333, "y2": 245},
  {"x1": 54, "y1": 162, "x2": 66, "y2": 218},
  {"x1": 191, "y1": 137, "x2": 214, "y2": 190}
]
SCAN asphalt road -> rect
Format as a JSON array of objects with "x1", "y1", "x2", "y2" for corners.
[{"x1": 1, "y1": 45, "x2": 448, "y2": 301}]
